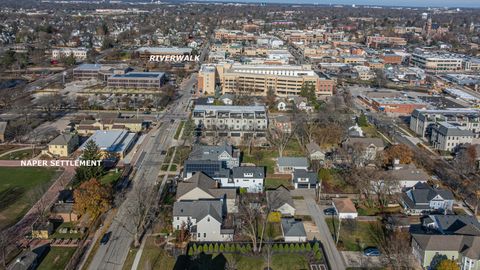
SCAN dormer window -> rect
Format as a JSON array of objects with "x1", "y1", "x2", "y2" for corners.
[{"x1": 244, "y1": 173, "x2": 253, "y2": 177}]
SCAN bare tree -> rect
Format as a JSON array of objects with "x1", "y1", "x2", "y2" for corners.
[
  {"x1": 238, "y1": 195, "x2": 267, "y2": 254},
  {"x1": 123, "y1": 184, "x2": 151, "y2": 247},
  {"x1": 266, "y1": 126, "x2": 293, "y2": 157},
  {"x1": 368, "y1": 223, "x2": 414, "y2": 269},
  {"x1": 0, "y1": 231, "x2": 9, "y2": 269}
]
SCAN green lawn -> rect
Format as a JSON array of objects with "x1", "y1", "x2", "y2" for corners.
[
  {"x1": 0, "y1": 167, "x2": 58, "y2": 230},
  {"x1": 174, "y1": 121, "x2": 185, "y2": 140},
  {"x1": 325, "y1": 218, "x2": 379, "y2": 251},
  {"x1": 356, "y1": 204, "x2": 402, "y2": 216},
  {"x1": 319, "y1": 168, "x2": 356, "y2": 193},
  {"x1": 99, "y1": 171, "x2": 122, "y2": 186},
  {"x1": 136, "y1": 236, "x2": 175, "y2": 270},
  {"x1": 265, "y1": 177, "x2": 292, "y2": 189},
  {"x1": 241, "y1": 148, "x2": 277, "y2": 174},
  {"x1": 362, "y1": 125, "x2": 379, "y2": 138},
  {"x1": 37, "y1": 247, "x2": 76, "y2": 270}
]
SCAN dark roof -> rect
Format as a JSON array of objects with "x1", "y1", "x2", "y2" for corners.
[
  {"x1": 173, "y1": 199, "x2": 223, "y2": 223},
  {"x1": 266, "y1": 186, "x2": 295, "y2": 210},
  {"x1": 183, "y1": 160, "x2": 230, "y2": 179},
  {"x1": 48, "y1": 133, "x2": 75, "y2": 146},
  {"x1": 277, "y1": 157, "x2": 309, "y2": 167},
  {"x1": 426, "y1": 215, "x2": 480, "y2": 236},
  {"x1": 232, "y1": 166, "x2": 265, "y2": 179},
  {"x1": 412, "y1": 234, "x2": 480, "y2": 260},
  {"x1": 281, "y1": 218, "x2": 306, "y2": 237},
  {"x1": 176, "y1": 172, "x2": 236, "y2": 200},
  {"x1": 292, "y1": 169, "x2": 318, "y2": 185},
  {"x1": 188, "y1": 143, "x2": 237, "y2": 161},
  {"x1": 403, "y1": 184, "x2": 454, "y2": 209},
  {"x1": 7, "y1": 251, "x2": 38, "y2": 270}
]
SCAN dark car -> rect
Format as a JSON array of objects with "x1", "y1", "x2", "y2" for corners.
[
  {"x1": 100, "y1": 232, "x2": 112, "y2": 245},
  {"x1": 170, "y1": 119, "x2": 175, "y2": 123},
  {"x1": 323, "y1": 208, "x2": 336, "y2": 215},
  {"x1": 364, "y1": 247, "x2": 381, "y2": 257}
]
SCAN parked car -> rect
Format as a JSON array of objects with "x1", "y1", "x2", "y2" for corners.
[
  {"x1": 364, "y1": 247, "x2": 380, "y2": 257},
  {"x1": 323, "y1": 208, "x2": 336, "y2": 215},
  {"x1": 100, "y1": 232, "x2": 112, "y2": 245}
]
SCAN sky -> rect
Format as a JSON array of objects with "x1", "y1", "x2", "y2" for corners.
[{"x1": 196, "y1": 0, "x2": 480, "y2": 8}]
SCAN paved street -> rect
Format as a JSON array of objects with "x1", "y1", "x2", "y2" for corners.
[
  {"x1": 87, "y1": 75, "x2": 195, "y2": 270},
  {"x1": 305, "y1": 198, "x2": 346, "y2": 270}
]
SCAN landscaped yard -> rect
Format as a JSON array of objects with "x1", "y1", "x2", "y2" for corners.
[
  {"x1": 0, "y1": 167, "x2": 59, "y2": 230},
  {"x1": 99, "y1": 170, "x2": 122, "y2": 186},
  {"x1": 325, "y1": 218, "x2": 379, "y2": 251},
  {"x1": 265, "y1": 176, "x2": 292, "y2": 189},
  {"x1": 0, "y1": 148, "x2": 41, "y2": 160},
  {"x1": 37, "y1": 247, "x2": 76, "y2": 270},
  {"x1": 135, "y1": 236, "x2": 175, "y2": 270},
  {"x1": 241, "y1": 147, "x2": 278, "y2": 174}
]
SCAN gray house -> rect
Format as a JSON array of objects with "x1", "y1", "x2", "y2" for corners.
[
  {"x1": 277, "y1": 157, "x2": 309, "y2": 173},
  {"x1": 172, "y1": 199, "x2": 233, "y2": 242},
  {"x1": 188, "y1": 143, "x2": 240, "y2": 169},
  {"x1": 422, "y1": 215, "x2": 480, "y2": 236},
  {"x1": 292, "y1": 169, "x2": 318, "y2": 189},
  {"x1": 306, "y1": 142, "x2": 325, "y2": 161},
  {"x1": 401, "y1": 183, "x2": 454, "y2": 215},
  {"x1": 267, "y1": 186, "x2": 296, "y2": 216},
  {"x1": 281, "y1": 218, "x2": 307, "y2": 242}
]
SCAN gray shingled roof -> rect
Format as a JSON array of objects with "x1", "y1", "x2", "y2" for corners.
[
  {"x1": 189, "y1": 143, "x2": 235, "y2": 161},
  {"x1": 48, "y1": 133, "x2": 74, "y2": 146},
  {"x1": 266, "y1": 186, "x2": 295, "y2": 211},
  {"x1": 429, "y1": 215, "x2": 480, "y2": 236},
  {"x1": 344, "y1": 137, "x2": 385, "y2": 148},
  {"x1": 277, "y1": 157, "x2": 309, "y2": 167},
  {"x1": 412, "y1": 234, "x2": 480, "y2": 260},
  {"x1": 232, "y1": 166, "x2": 265, "y2": 179},
  {"x1": 281, "y1": 218, "x2": 306, "y2": 237},
  {"x1": 173, "y1": 200, "x2": 223, "y2": 223},
  {"x1": 176, "y1": 172, "x2": 236, "y2": 200},
  {"x1": 306, "y1": 142, "x2": 323, "y2": 155},
  {"x1": 402, "y1": 184, "x2": 454, "y2": 210},
  {"x1": 434, "y1": 122, "x2": 474, "y2": 137},
  {"x1": 292, "y1": 169, "x2": 318, "y2": 185}
]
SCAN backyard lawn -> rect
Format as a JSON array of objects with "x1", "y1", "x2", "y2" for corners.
[
  {"x1": 37, "y1": 247, "x2": 76, "y2": 270},
  {"x1": 325, "y1": 218, "x2": 379, "y2": 251},
  {"x1": 265, "y1": 176, "x2": 292, "y2": 189},
  {"x1": 99, "y1": 170, "x2": 122, "y2": 186},
  {"x1": 0, "y1": 167, "x2": 58, "y2": 230},
  {"x1": 136, "y1": 236, "x2": 175, "y2": 270}
]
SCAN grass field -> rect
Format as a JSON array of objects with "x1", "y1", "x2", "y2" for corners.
[
  {"x1": 136, "y1": 236, "x2": 176, "y2": 270},
  {"x1": 99, "y1": 171, "x2": 122, "y2": 186},
  {"x1": 0, "y1": 167, "x2": 58, "y2": 230},
  {"x1": 174, "y1": 121, "x2": 185, "y2": 140},
  {"x1": 37, "y1": 247, "x2": 76, "y2": 270},
  {"x1": 325, "y1": 218, "x2": 379, "y2": 251}
]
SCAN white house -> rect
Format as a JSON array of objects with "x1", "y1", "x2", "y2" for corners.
[
  {"x1": 401, "y1": 182, "x2": 455, "y2": 215},
  {"x1": 281, "y1": 218, "x2": 307, "y2": 242},
  {"x1": 231, "y1": 166, "x2": 265, "y2": 193},
  {"x1": 172, "y1": 200, "x2": 233, "y2": 242},
  {"x1": 332, "y1": 198, "x2": 358, "y2": 219}
]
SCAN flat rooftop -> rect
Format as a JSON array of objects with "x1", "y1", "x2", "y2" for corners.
[
  {"x1": 111, "y1": 72, "x2": 164, "y2": 79},
  {"x1": 193, "y1": 105, "x2": 266, "y2": 112},
  {"x1": 74, "y1": 63, "x2": 103, "y2": 71}
]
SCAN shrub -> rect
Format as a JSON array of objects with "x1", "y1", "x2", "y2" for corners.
[
  {"x1": 300, "y1": 243, "x2": 306, "y2": 252},
  {"x1": 289, "y1": 243, "x2": 295, "y2": 252},
  {"x1": 197, "y1": 245, "x2": 203, "y2": 253},
  {"x1": 267, "y1": 212, "x2": 281, "y2": 223},
  {"x1": 214, "y1": 243, "x2": 219, "y2": 253},
  {"x1": 306, "y1": 243, "x2": 312, "y2": 252},
  {"x1": 208, "y1": 244, "x2": 214, "y2": 253},
  {"x1": 235, "y1": 244, "x2": 242, "y2": 252},
  {"x1": 219, "y1": 244, "x2": 225, "y2": 253},
  {"x1": 188, "y1": 248, "x2": 194, "y2": 256},
  {"x1": 278, "y1": 244, "x2": 284, "y2": 252},
  {"x1": 273, "y1": 244, "x2": 279, "y2": 252},
  {"x1": 203, "y1": 244, "x2": 208, "y2": 252},
  {"x1": 294, "y1": 243, "x2": 300, "y2": 252},
  {"x1": 245, "y1": 244, "x2": 252, "y2": 253}
]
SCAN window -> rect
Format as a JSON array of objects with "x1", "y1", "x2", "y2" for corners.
[{"x1": 204, "y1": 233, "x2": 206, "y2": 237}]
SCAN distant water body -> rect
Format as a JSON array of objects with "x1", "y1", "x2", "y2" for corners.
[{"x1": 193, "y1": 0, "x2": 480, "y2": 8}]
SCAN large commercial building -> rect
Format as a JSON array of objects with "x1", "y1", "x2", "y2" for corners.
[
  {"x1": 366, "y1": 36, "x2": 407, "y2": 48},
  {"x1": 197, "y1": 65, "x2": 217, "y2": 94},
  {"x1": 192, "y1": 105, "x2": 268, "y2": 139},
  {"x1": 80, "y1": 130, "x2": 137, "y2": 159},
  {"x1": 430, "y1": 122, "x2": 474, "y2": 152},
  {"x1": 107, "y1": 72, "x2": 166, "y2": 89},
  {"x1": 73, "y1": 63, "x2": 132, "y2": 81},
  {"x1": 214, "y1": 29, "x2": 257, "y2": 42},
  {"x1": 369, "y1": 97, "x2": 428, "y2": 115},
  {"x1": 411, "y1": 53, "x2": 463, "y2": 73},
  {"x1": 135, "y1": 47, "x2": 193, "y2": 61},
  {"x1": 198, "y1": 63, "x2": 334, "y2": 98},
  {"x1": 410, "y1": 108, "x2": 480, "y2": 139},
  {"x1": 51, "y1": 47, "x2": 88, "y2": 61}
]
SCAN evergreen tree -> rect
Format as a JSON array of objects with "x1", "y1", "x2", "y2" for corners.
[
  {"x1": 214, "y1": 243, "x2": 219, "y2": 253},
  {"x1": 219, "y1": 244, "x2": 225, "y2": 253},
  {"x1": 208, "y1": 243, "x2": 214, "y2": 253},
  {"x1": 74, "y1": 140, "x2": 104, "y2": 184}
]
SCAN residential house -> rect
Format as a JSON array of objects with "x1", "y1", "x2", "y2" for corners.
[
  {"x1": 411, "y1": 234, "x2": 480, "y2": 270},
  {"x1": 266, "y1": 186, "x2": 296, "y2": 216},
  {"x1": 183, "y1": 160, "x2": 231, "y2": 185},
  {"x1": 277, "y1": 157, "x2": 309, "y2": 173},
  {"x1": 290, "y1": 96, "x2": 313, "y2": 112},
  {"x1": 47, "y1": 133, "x2": 79, "y2": 157},
  {"x1": 422, "y1": 215, "x2": 480, "y2": 236},
  {"x1": 401, "y1": 183, "x2": 455, "y2": 215},
  {"x1": 0, "y1": 121, "x2": 6, "y2": 142},
  {"x1": 50, "y1": 190, "x2": 78, "y2": 222},
  {"x1": 281, "y1": 218, "x2": 307, "y2": 242},
  {"x1": 348, "y1": 124, "x2": 364, "y2": 137},
  {"x1": 273, "y1": 115, "x2": 293, "y2": 134},
  {"x1": 277, "y1": 100, "x2": 289, "y2": 111},
  {"x1": 306, "y1": 142, "x2": 325, "y2": 161},
  {"x1": 332, "y1": 198, "x2": 358, "y2": 219},
  {"x1": 342, "y1": 137, "x2": 385, "y2": 163},
  {"x1": 231, "y1": 166, "x2": 265, "y2": 193},
  {"x1": 292, "y1": 169, "x2": 318, "y2": 189},
  {"x1": 220, "y1": 94, "x2": 234, "y2": 105},
  {"x1": 188, "y1": 143, "x2": 240, "y2": 169},
  {"x1": 172, "y1": 199, "x2": 234, "y2": 242},
  {"x1": 176, "y1": 172, "x2": 237, "y2": 213},
  {"x1": 388, "y1": 161, "x2": 430, "y2": 190}
]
